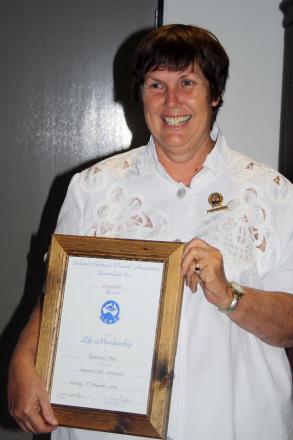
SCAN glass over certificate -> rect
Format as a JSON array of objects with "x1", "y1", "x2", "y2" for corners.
[
  {"x1": 50, "y1": 256, "x2": 164, "y2": 414},
  {"x1": 36, "y1": 234, "x2": 184, "y2": 438}
]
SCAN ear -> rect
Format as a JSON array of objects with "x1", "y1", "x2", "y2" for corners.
[{"x1": 211, "y1": 96, "x2": 220, "y2": 107}]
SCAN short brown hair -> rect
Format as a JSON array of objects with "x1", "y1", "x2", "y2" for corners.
[{"x1": 133, "y1": 24, "x2": 229, "y2": 124}]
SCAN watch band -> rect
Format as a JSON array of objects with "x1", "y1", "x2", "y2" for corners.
[{"x1": 218, "y1": 282, "x2": 245, "y2": 313}]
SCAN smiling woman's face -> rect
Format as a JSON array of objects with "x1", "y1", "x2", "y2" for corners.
[{"x1": 142, "y1": 63, "x2": 219, "y2": 161}]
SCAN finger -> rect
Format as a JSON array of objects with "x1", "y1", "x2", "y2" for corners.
[
  {"x1": 39, "y1": 398, "x2": 58, "y2": 426},
  {"x1": 186, "y1": 261, "x2": 199, "y2": 293},
  {"x1": 29, "y1": 413, "x2": 57, "y2": 434},
  {"x1": 194, "y1": 263, "x2": 202, "y2": 282},
  {"x1": 16, "y1": 400, "x2": 57, "y2": 434},
  {"x1": 28, "y1": 399, "x2": 58, "y2": 433},
  {"x1": 15, "y1": 412, "x2": 38, "y2": 434},
  {"x1": 181, "y1": 251, "x2": 198, "y2": 276},
  {"x1": 182, "y1": 237, "x2": 211, "y2": 258},
  {"x1": 15, "y1": 419, "x2": 30, "y2": 433},
  {"x1": 181, "y1": 247, "x2": 209, "y2": 276},
  {"x1": 22, "y1": 420, "x2": 37, "y2": 435},
  {"x1": 185, "y1": 258, "x2": 194, "y2": 286},
  {"x1": 10, "y1": 402, "x2": 34, "y2": 433},
  {"x1": 189, "y1": 272, "x2": 199, "y2": 293}
]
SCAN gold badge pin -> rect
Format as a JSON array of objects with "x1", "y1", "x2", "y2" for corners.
[{"x1": 207, "y1": 192, "x2": 228, "y2": 213}]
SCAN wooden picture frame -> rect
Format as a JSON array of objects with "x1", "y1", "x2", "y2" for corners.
[{"x1": 36, "y1": 234, "x2": 184, "y2": 438}]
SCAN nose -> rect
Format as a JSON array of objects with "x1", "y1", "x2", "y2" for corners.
[{"x1": 164, "y1": 87, "x2": 179, "y2": 107}]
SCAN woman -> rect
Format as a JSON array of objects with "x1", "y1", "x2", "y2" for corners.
[{"x1": 8, "y1": 24, "x2": 293, "y2": 440}]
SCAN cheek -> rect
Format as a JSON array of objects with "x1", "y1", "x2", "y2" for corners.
[
  {"x1": 143, "y1": 107, "x2": 157, "y2": 131},
  {"x1": 142, "y1": 93, "x2": 162, "y2": 113},
  {"x1": 142, "y1": 101, "x2": 153, "y2": 119}
]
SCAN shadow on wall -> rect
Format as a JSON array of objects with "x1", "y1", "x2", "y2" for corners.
[
  {"x1": 0, "y1": 28, "x2": 150, "y2": 436},
  {"x1": 113, "y1": 29, "x2": 150, "y2": 149}
]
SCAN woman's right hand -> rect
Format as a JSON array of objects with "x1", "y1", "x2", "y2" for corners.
[
  {"x1": 8, "y1": 357, "x2": 58, "y2": 433},
  {"x1": 8, "y1": 300, "x2": 58, "y2": 434}
]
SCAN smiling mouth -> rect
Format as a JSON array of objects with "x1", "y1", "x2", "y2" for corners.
[{"x1": 163, "y1": 115, "x2": 192, "y2": 127}]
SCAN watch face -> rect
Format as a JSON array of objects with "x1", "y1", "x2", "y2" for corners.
[
  {"x1": 218, "y1": 282, "x2": 245, "y2": 313},
  {"x1": 230, "y1": 282, "x2": 245, "y2": 294}
]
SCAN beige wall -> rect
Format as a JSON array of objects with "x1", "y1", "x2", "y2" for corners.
[{"x1": 163, "y1": 0, "x2": 283, "y2": 169}]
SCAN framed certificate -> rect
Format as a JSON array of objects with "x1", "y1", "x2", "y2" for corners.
[{"x1": 36, "y1": 234, "x2": 184, "y2": 438}]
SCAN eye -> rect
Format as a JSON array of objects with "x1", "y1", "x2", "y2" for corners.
[
  {"x1": 144, "y1": 80, "x2": 165, "y2": 92},
  {"x1": 181, "y1": 78, "x2": 194, "y2": 88},
  {"x1": 150, "y1": 82, "x2": 163, "y2": 89}
]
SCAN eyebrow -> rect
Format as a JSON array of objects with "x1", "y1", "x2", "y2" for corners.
[
  {"x1": 144, "y1": 75, "x2": 164, "y2": 83},
  {"x1": 144, "y1": 68, "x2": 207, "y2": 85},
  {"x1": 145, "y1": 71, "x2": 196, "y2": 80}
]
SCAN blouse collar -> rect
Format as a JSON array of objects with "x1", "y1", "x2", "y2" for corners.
[{"x1": 147, "y1": 123, "x2": 227, "y2": 187}]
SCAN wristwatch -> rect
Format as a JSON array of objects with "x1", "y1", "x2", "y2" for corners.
[{"x1": 218, "y1": 282, "x2": 245, "y2": 313}]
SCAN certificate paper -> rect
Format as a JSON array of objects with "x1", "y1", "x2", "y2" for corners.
[{"x1": 50, "y1": 256, "x2": 164, "y2": 414}]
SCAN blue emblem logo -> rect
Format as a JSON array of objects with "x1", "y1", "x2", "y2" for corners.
[{"x1": 100, "y1": 300, "x2": 120, "y2": 325}]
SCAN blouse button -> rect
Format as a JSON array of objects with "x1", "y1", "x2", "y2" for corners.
[{"x1": 176, "y1": 187, "x2": 186, "y2": 198}]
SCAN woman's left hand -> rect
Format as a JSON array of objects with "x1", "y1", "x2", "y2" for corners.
[{"x1": 181, "y1": 237, "x2": 232, "y2": 309}]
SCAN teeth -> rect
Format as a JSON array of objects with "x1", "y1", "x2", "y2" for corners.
[{"x1": 163, "y1": 116, "x2": 191, "y2": 126}]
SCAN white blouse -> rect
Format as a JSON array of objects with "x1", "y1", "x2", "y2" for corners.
[{"x1": 52, "y1": 127, "x2": 293, "y2": 440}]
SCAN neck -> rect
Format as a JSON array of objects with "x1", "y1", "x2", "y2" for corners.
[{"x1": 155, "y1": 139, "x2": 215, "y2": 186}]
